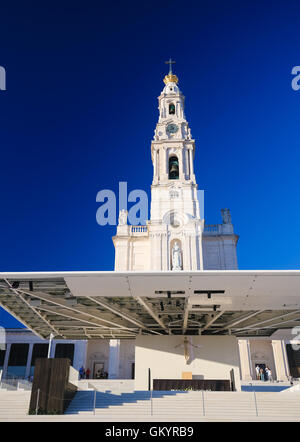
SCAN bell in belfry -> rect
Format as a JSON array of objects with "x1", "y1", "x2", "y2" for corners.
[{"x1": 169, "y1": 156, "x2": 179, "y2": 179}]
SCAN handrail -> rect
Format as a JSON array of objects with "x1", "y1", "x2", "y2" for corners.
[
  {"x1": 249, "y1": 383, "x2": 259, "y2": 416},
  {"x1": 202, "y1": 390, "x2": 205, "y2": 416},
  {"x1": 35, "y1": 388, "x2": 40, "y2": 415},
  {"x1": 93, "y1": 389, "x2": 97, "y2": 416},
  {"x1": 253, "y1": 390, "x2": 259, "y2": 417}
]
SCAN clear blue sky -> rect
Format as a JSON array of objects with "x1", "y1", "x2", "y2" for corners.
[{"x1": 0, "y1": 0, "x2": 300, "y2": 327}]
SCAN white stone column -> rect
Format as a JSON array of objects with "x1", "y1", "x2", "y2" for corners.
[
  {"x1": 189, "y1": 148, "x2": 194, "y2": 179},
  {"x1": 150, "y1": 234, "x2": 155, "y2": 270},
  {"x1": 73, "y1": 341, "x2": 87, "y2": 371},
  {"x1": 272, "y1": 340, "x2": 290, "y2": 381},
  {"x1": 185, "y1": 148, "x2": 190, "y2": 179},
  {"x1": 238, "y1": 339, "x2": 253, "y2": 381},
  {"x1": 190, "y1": 233, "x2": 198, "y2": 271},
  {"x1": 158, "y1": 234, "x2": 163, "y2": 270},
  {"x1": 161, "y1": 233, "x2": 168, "y2": 270},
  {"x1": 182, "y1": 234, "x2": 190, "y2": 270},
  {"x1": 153, "y1": 148, "x2": 157, "y2": 181},
  {"x1": 25, "y1": 343, "x2": 34, "y2": 379},
  {"x1": 163, "y1": 147, "x2": 168, "y2": 181},
  {"x1": 178, "y1": 149, "x2": 184, "y2": 181},
  {"x1": 2, "y1": 343, "x2": 11, "y2": 379},
  {"x1": 108, "y1": 339, "x2": 120, "y2": 379}
]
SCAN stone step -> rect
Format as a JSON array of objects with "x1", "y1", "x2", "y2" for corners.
[{"x1": 64, "y1": 390, "x2": 300, "y2": 420}]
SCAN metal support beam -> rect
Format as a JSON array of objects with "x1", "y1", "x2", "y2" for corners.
[
  {"x1": 3, "y1": 279, "x2": 60, "y2": 337},
  {"x1": 36, "y1": 305, "x2": 137, "y2": 337},
  {"x1": 202, "y1": 311, "x2": 224, "y2": 332},
  {"x1": 133, "y1": 296, "x2": 168, "y2": 331},
  {"x1": 16, "y1": 288, "x2": 137, "y2": 333},
  {"x1": 236, "y1": 317, "x2": 300, "y2": 334},
  {"x1": 86, "y1": 296, "x2": 161, "y2": 335},
  {"x1": 212, "y1": 310, "x2": 266, "y2": 334},
  {"x1": 235, "y1": 310, "x2": 300, "y2": 332}
]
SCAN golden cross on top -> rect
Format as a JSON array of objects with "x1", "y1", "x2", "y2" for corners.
[{"x1": 165, "y1": 58, "x2": 176, "y2": 74}]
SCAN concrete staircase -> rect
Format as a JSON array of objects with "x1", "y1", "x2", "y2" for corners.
[
  {"x1": 65, "y1": 390, "x2": 300, "y2": 421},
  {"x1": 1, "y1": 388, "x2": 299, "y2": 421},
  {"x1": 0, "y1": 390, "x2": 31, "y2": 421}
]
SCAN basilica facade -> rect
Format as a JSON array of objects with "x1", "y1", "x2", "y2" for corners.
[{"x1": 1, "y1": 65, "x2": 299, "y2": 394}]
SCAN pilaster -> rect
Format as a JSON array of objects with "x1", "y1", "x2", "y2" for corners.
[
  {"x1": 2, "y1": 343, "x2": 11, "y2": 379},
  {"x1": 108, "y1": 339, "x2": 121, "y2": 379},
  {"x1": 271, "y1": 340, "x2": 290, "y2": 381},
  {"x1": 25, "y1": 343, "x2": 34, "y2": 379},
  {"x1": 238, "y1": 339, "x2": 253, "y2": 381}
]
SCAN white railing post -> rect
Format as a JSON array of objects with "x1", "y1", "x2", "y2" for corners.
[
  {"x1": 150, "y1": 389, "x2": 153, "y2": 416},
  {"x1": 93, "y1": 389, "x2": 97, "y2": 415},
  {"x1": 202, "y1": 390, "x2": 205, "y2": 416},
  {"x1": 35, "y1": 388, "x2": 40, "y2": 415},
  {"x1": 253, "y1": 390, "x2": 259, "y2": 417},
  {"x1": 250, "y1": 384, "x2": 258, "y2": 417}
]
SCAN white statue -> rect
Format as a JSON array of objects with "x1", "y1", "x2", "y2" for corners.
[
  {"x1": 118, "y1": 209, "x2": 128, "y2": 226},
  {"x1": 221, "y1": 208, "x2": 231, "y2": 224},
  {"x1": 172, "y1": 241, "x2": 182, "y2": 270}
]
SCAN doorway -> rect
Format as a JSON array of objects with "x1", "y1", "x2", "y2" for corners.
[
  {"x1": 93, "y1": 362, "x2": 104, "y2": 379},
  {"x1": 255, "y1": 363, "x2": 267, "y2": 381}
]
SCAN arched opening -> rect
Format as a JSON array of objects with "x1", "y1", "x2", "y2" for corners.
[
  {"x1": 163, "y1": 210, "x2": 182, "y2": 228},
  {"x1": 169, "y1": 103, "x2": 175, "y2": 115},
  {"x1": 169, "y1": 156, "x2": 179, "y2": 179}
]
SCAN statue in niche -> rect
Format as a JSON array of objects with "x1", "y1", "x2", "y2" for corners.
[
  {"x1": 118, "y1": 209, "x2": 128, "y2": 226},
  {"x1": 172, "y1": 241, "x2": 182, "y2": 270},
  {"x1": 221, "y1": 208, "x2": 232, "y2": 224}
]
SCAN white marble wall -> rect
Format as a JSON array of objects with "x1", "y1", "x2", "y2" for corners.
[
  {"x1": 2, "y1": 331, "x2": 295, "y2": 383},
  {"x1": 202, "y1": 235, "x2": 238, "y2": 270}
]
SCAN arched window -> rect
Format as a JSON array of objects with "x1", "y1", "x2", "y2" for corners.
[
  {"x1": 169, "y1": 156, "x2": 179, "y2": 179},
  {"x1": 169, "y1": 103, "x2": 175, "y2": 115}
]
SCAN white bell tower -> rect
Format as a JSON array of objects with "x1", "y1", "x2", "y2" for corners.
[
  {"x1": 148, "y1": 59, "x2": 203, "y2": 270},
  {"x1": 113, "y1": 60, "x2": 204, "y2": 271}
]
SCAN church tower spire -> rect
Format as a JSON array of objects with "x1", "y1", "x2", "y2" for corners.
[
  {"x1": 113, "y1": 62, "x2": 204, "y2": 271},
  {"x1": 148, "y1": 61, "x2": 203, "y2": 270},
  {"x1": 152, "y1": 62, "x2": 195, "y2": 188}
]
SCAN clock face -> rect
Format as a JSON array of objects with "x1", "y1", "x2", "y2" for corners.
[{"x1": 166, "y1": 123, "x2": 179, "y2": 134}]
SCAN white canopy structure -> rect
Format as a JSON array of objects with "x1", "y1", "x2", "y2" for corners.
[{"x1": 1, "y1": 270, "x2": 300, "y2": 340}]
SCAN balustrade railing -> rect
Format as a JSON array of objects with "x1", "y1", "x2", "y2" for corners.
[
  {"x1": 130, "y1": 226, "x2": 148, "y2": 235},
  {"x1": 203, "y1": 224, "x2": 220, "y2": 234}
]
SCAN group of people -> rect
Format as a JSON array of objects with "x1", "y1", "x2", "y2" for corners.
[
  {"x1": 95, "y1": 369, "x2": 108, "y2": 379},
  {"x1": 79, "y1": 366, "x2": 108, "y2": 380},
  {"x1": 255, "y1": 365, "x2": 273, "y2": 382},
  {"x1": 79, "y1": 366, "x2": 90, "y2": 379}
]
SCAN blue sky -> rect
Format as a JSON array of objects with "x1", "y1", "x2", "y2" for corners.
[{"x1": 0, "y1": 0, "x2": 300, "y2": 327}]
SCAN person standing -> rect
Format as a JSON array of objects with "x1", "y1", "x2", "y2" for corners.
[
  {"x1": 259, "y1": 367, "x2": 265, "y2": 381},
  {"x1": 79, "y1": 366, "x2": 85, "y2": 380},
  {"x1": 266, "y1": 366, "x2": 273, "y2": 382},
  {"x1": 255, "y1": 365, "x2": 260, "y2": 380},
  {"x1": 86, "y1": 368, "x2": 90, "y2": 379}
]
